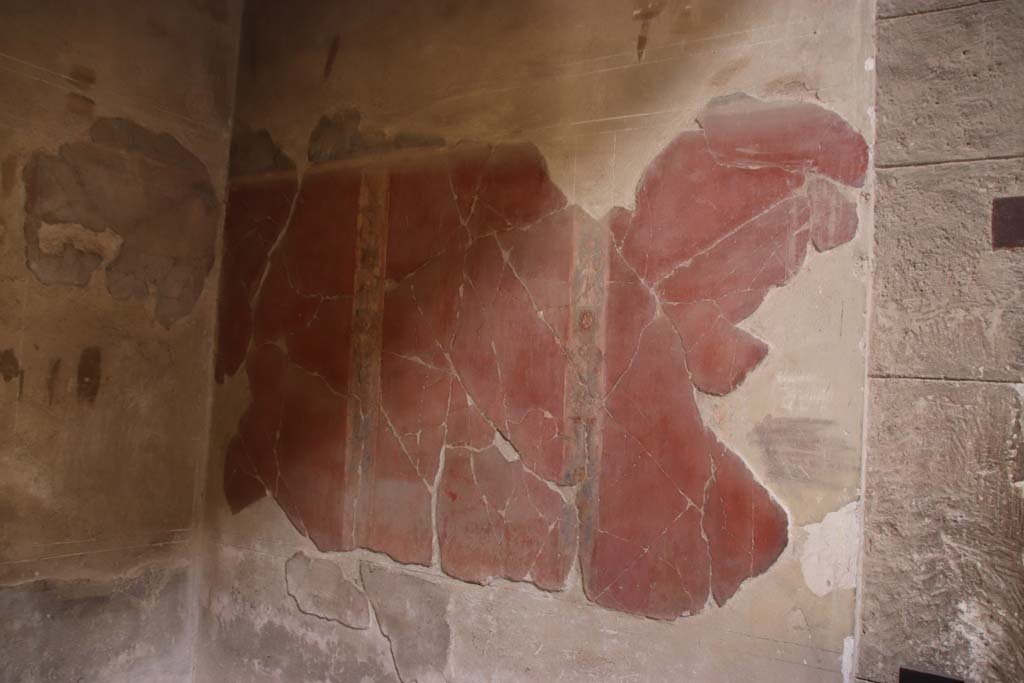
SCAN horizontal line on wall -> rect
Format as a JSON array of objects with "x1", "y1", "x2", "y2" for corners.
[
  {"x1": 876, "y1": 153, "x2": 1024, "y2": 170},
  {"x1": 877, "y1": 0, "x2": 1007, "y2": 22},
  {"x1": 869, "y1": 373, "x2": 1022, "y2": 385}
]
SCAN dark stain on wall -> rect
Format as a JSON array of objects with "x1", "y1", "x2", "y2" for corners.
[
  {"x1": 322, "y1": 34, "x2": 340, "y2": 80},
  {"x1": 47, "y1": 358, "x2": 61, "y2": 405},
  {"x1": 65, "y1": 92, "x2": 96, "y2": 118},
  {"x1": 0, "y1": 349, "x2": 19, "y2": 383},
  {"x1": 76, "y1": 347, "x2": 102, "y2": 404},
  {"x1": 22, "y1": 118, "x2": 220, "y2": 327},
  {"x1": 67, "y1": 65, "x2": 96, "y2": 89},
  {"x1": 307, "y1": 108, "x2": 445, "y2": 164},
  {"x1": 992, "y1": 196, "x2": 1024, "y2": 250},
  {"x1": 229, "y1": 124, "x2": 296, "y2": 178}
]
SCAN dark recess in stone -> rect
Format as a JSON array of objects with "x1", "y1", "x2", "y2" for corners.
[
  {"x1": 899, "y1": 668, "x2": 962, "y2": 683},
  {"x1": 76, "y1": 347, "x2": 102, "y2": 403},
  {"x1": 992, "y1": 196, "x2": 1024, "y2": 249}
]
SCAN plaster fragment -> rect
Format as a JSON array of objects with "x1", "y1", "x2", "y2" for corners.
[
  {"x1": 799, "y1": 501, "x2": 859, "y2": 597},
  {"x1": 361, "y1": 563, "x2": 450, "y2": 683},
  {"x1": 284, "y1": 552, "x2": 370, "y2": 629}
]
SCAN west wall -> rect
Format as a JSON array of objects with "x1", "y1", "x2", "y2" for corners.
[
  {"x1": 198, "y1": 2, "x2": 876, "y2": 682},
  {"x1": 0, "y1": 2, "x2": 241, "y2": 680}
]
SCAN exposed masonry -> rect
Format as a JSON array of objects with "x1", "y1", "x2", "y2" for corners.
[
  {"x1": 22, "y1": 118, "x2": 220, "y2": 327},
  {"x1": 217, "y1": 93, "x2": 868, "y2": 621}
]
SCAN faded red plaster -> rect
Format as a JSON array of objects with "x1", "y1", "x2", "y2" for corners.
[{"x1": 217, "y1": 94, "x2": 865, "y2": 617}]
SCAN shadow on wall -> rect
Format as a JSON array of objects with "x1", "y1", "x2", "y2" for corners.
[{"x1": 233, "y1": 0, "x2": 758, "y2": 141}]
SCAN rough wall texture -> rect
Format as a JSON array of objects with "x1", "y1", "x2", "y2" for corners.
[
  {"x1": 860, "y1": 1, "x2": 1024, "y2": 682},
  {"x1": 0, "y1": 1, "x2": 241, "y2": 681},
  {"x1": 200, "y1": 1, "x2": 875, "y2": 681}
]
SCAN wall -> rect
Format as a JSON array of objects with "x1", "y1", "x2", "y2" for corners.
[
  {"x1": 0, "y1": 1, "x2": 241, "y2": 680},
  {"x1": 198, "y1": 1, "x2": 875, "y2": 682},
  {"x1": 859, "y1": 1, "x2": 1024, "y2": 682}
]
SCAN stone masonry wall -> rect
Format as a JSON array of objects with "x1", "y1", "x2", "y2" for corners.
[{"x1": 858, "y1": 2, "x2": 1024, "y2": 682}]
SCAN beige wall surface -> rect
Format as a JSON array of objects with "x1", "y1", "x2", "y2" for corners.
[
  {"x1": 0, "y1": 2, "x2": 241, "y2": 681},
  {"x1": 198, "y1": 2, "x2": 876, "y2": 682}
]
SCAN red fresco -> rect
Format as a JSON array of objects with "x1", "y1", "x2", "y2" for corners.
[{"x1": 218, "y1": 94, "x2": 866, "y2": 617}]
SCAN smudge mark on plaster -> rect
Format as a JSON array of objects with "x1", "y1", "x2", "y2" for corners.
[
  {"x1": 799, "y1": 501, "x2": 859, "y2": 596},
  {"x1": 22, "y1": 118, "x2": 220, "y2": 327},
  {"x1": 361, "y1": 562, "x2": 451, "y2": 683},
  {"x1": 47, "y1": 358, "x2": 61, "y2": 405},
  {"x1": 284, "y1": 552, "x2": 370, "y2": 629},
  {"x1": 323, "y1": 34, "x2": 341, "y2": 80},
  {"x1": 0, "y1": 349, "x2": 20, "y2": 384},
  {"x1": 67, "y1": 65, "x2": 96, "y2": 89},
  {"x1": 76, "y1": 347, "x2": 101, "y2": 404},
  {"x1": 307, "y1": 109, "x2": 445, "y2": 165},
  {"x1": 753, "y1": 415, "x2": 857, "y2": 525},
  {"x1": 65, "y1": 93, "x2": 96, "y2": 118},
  {"x1": 218, "y1": 93, "x2": 867, "y2": 620}
]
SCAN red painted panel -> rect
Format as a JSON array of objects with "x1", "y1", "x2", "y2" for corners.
[
  {"x1": 219, "y1": 94, "x2": 866, "y2": 616},
  {"x1": 698, "y1": 93, "x2": 869, "y2": 188},
  {"x1": 215, "y1": 176, "x2": 297, "y2": 381}
]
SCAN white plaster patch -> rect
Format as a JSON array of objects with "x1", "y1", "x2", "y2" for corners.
[
  {"x1": 953, "y1": 598, "x2": 1002, "y2": 681},
  {"x1": 492, "y1": 430, "x2": 520, "y2": 463},
  {"x1": 799, "y1": 501, "x2": 859, "y2": 596},
  {"x1": 841, "y1": 635, "x2": 855, "y2": 683}
]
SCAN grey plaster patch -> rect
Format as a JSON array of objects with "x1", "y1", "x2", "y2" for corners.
[
  {"x1": 307, "y1": 108, "x2": 445, "y2": 164},
  {"x1": 285, "y1": 551, "x2": 370, "y2": 629},
  {"x1": 204, "y1": 609, "x2": 399, "y2": 683},
  {"x1": 0, "y1": 562, "x2": 191, "y2": 682},
  {"x1": 361, "y1": 562, "x2": 451, "y2": 683},
  {"x1": 22, "y1": 117, "x2": 220, "y2": 327}
]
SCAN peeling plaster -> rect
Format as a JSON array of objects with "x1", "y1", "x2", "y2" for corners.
[{"x1": 800, "y1": 501, "x2": 860, "y2": 597}]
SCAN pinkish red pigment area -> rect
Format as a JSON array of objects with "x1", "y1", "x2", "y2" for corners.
[{"x1": 217, "y1": 94, "x2": 866, "y2": 619}]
